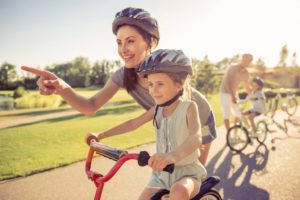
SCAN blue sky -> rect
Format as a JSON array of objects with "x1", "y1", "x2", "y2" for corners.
[{"x1": 1, "y1": 0, "x2": 300, "y2": 69}]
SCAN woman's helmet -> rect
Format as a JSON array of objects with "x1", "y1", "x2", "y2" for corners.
[
  {"x1": 112, "y1": 7, "x2": 159, "y2": 40},
  {"x1": 253, "y1": 77, "x2": 264, "y2": 87},
  {"x1": 137, "y1": 49, "x2": 192, "y2": 77}
]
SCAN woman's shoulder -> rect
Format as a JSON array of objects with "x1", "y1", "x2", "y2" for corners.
[{"x1": 111, "y1": 67, "x2": 125, "y2": 87}]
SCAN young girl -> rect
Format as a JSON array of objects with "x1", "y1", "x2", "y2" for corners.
[
  {"x1": 243, "y1": 77, "x2": 266, "y2": 134},
  {"x1": 86, "y1": 49, "x2": 207, "y2": 200}
]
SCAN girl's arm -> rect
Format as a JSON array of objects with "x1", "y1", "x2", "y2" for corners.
[{"x1": 88, "y1": 107, "x2": 155, "y2": 142}]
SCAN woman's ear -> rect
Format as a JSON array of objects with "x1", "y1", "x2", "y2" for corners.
[{"x1": 150, "y1": 38, "x2": 158, "y2": 50}]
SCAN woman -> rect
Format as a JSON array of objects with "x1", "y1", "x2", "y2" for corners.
[{"x1": 21, "y1": 7, "x2": 216, "y2": 165}]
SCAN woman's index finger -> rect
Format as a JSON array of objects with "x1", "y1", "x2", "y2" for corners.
[{"x1": 21, "y1": 66, "x2": 57, "y2": 79}]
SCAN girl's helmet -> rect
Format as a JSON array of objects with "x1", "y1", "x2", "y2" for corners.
[
  {"x1": 112, "y1": 7, "x2": 159, "y2": 40},
  {"x1": 137, "y1": 49, "x2": 192, "y2": 77},
  {"x1": 253, "y1": 77, "x2": 264, "y2": 87}
]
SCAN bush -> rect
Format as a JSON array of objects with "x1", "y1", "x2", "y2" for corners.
[
  {"x1": 13, "y1": 86, "x2": 26, "y2": 99},
  {"x1": 15, "y1": 93, "x2": 62, "y2": 109}
]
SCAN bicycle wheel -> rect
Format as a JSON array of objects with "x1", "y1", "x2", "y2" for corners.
[
  {"x1": 226, "y1": 125, "x2": 249, "y2": 153},
  {"x1": 255, "y1": 121, "x2": 268, "y2": 143},
  {"x1": 197, "y1": 189, "x2": 222, "y2": 200},
  {"x1": 265, "y1": 98, "x2": 273, "y2": 116},
  {"x1": 286, "y1": 98, "x2": 298, "y2": 117}
]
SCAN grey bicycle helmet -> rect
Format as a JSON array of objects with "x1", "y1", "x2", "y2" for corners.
[
  {"x1": 138, "y1": 49, "x2": 192, "y2": 77},
  {"x1": 112, "y1": 7, "x2": 159, "y2": 40}
]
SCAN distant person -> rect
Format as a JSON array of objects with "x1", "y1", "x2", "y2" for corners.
[
  {"x1": 86, "y1": 49, "x2": 207, "y2": 200},
  {"x1": 21, "y1": 7, "x2": 216, "y2": 165},
  {"x1": 219, "y1": 53, "x2": 253, "y2": 131},
  {"x1": 243, "y1": 77, "x2": 266, "y2": 134}
]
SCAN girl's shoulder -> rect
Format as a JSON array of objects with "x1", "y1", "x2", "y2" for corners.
[{"x1": 180, "y1": 100, "x2": 197, "y2": 113}]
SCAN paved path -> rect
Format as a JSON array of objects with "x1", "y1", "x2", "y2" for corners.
[{"x1": 0, "y1": 108, "x2": 299, "y2": 200}]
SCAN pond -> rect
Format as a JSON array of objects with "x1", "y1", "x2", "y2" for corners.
[{"x1": 0, "y1": 96, "x2": 15, "y2": 110}]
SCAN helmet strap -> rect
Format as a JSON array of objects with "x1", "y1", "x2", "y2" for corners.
[{"x1": 153, "y1": 89, "x2": 184, "y2": 128}]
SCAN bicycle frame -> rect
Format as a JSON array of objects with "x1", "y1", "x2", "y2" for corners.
[
  {"x1": 85, "y1": 141, "x2": 174, "y2": 200},
  {"x1": 85, "y1": 143, "x2": 139, "y2": 200}
]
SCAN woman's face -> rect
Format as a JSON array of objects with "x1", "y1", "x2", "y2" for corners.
[
  {"x1": 147, "y1": 73, "x2": 182, "y2": 105},
  {"x1": 116, "y1": 25, "x2": 151, "y2": 68}
]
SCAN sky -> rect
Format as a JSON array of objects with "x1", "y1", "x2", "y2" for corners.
[{"x1": 0, "y1": 0, "x2": 300, "y2": 69}]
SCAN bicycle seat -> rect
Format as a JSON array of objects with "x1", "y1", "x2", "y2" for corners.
[
  {"x1": 150, "y1": 176, "x2": 221, "y2": 200},
  {"x1": 192, "y1": 176, "x2": 220, "y2": 199}
]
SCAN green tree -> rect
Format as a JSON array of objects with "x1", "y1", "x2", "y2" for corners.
[
  {"x1": 0, "y1": 62, "x2": 17, "y2": 89},
  {"x1": 252, "y1": 58, "x2": 267, "y2": 77},
  {"x1": 192, "y1": 57, "x2": 221, "y2": 95},
  {"x1": 90, "y1": 60, "x2": 113, "y2": 87},
  {"x1": 291, "y1": 51, "x2": 298, "y2": 67},
  {"x1": 47, "y1": 57, "x2": 91, "y2": 87},
  {"x1": 277, "y1": 44, "x2": 289, "y2": 67},
  {"x1": 70, "y1": 57, "x2": 91, "y2": 87}
]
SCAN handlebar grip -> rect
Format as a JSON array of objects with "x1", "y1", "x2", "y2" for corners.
[
  {"x1": 137, "y1": 151, "x2": 174, "y2": 173},
  {"x1": 90, "y1": 142, "x2": 126, "y2": 161}
]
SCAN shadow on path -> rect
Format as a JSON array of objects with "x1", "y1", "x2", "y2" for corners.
[{"x1": 206, "y1": 144, "x2": 270, "y2": 200}]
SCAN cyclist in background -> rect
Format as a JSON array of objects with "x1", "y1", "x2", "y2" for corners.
[
  {"x1": 219, "y1": 54, "x2": 253, "y2": 131},
  {"x1": 243, "y1": 77, "x2": 266, "y2": 134}
]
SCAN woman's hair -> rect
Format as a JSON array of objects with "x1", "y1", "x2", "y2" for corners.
[
  {"x1": 122, "y1": 25, "x2": 157, "y2": 93},
  {"x1": 164, "y1": 71, "x2": 192, "y2": 100}
]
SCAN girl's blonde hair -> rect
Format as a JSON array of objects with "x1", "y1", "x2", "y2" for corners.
[{"x1": 164, "y1": 71, "x2": 192, "y2": 100}]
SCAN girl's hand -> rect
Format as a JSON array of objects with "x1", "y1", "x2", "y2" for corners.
[
  {"x1": 21, "y1": 66, "x2": 70, "y2": 95},
  {"x1": 85, "y1": 132, "x2": 99, "y2": 145},
  {"x1": 148, "y1": 153, "x2": 175, "y2": 172}
]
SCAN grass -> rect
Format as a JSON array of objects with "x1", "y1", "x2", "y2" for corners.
[{"x1": 0, "y1": 103, "x2": 153, "y2": 180}]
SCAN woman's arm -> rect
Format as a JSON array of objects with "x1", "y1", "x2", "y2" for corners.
[
  {"x1": 21, "y1": 66, "x2": 120, "y2": 115},
  {"x1": 60, "y1": 79, "x2": 120, "y2": 115},
  {"x1": 95, "y1": 107, "x2": 155, "y2": 140}
]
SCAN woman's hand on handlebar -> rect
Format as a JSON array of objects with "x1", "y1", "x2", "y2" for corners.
[
  {"x1": 148, "y1": 153, "x2": 176, "y2": 172},
  {"x1": 21, "y1": 66, "x2": 71, "y2": 95},
  {"x1": 85, "y1": 132, "x2": 99, "y2": 145}
]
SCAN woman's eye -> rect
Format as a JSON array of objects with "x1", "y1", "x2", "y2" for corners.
[{"x1": 128, "y1": 39, "x2": 135, "y2": 44}]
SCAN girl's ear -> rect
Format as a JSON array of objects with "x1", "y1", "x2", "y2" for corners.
[{"x1": 175, "y1": 82, "x2": 184, "y2": 92}]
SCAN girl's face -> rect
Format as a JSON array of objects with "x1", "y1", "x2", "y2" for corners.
[
  {"x1": 116, "y1": 25, "x2": 151, "y2": 68},
  {"x1": 252, "y1": 81, "x2": 261, "y2": 91},
  {"x1": 147, "y1": 73, "x2": 183, "y2": 105}
]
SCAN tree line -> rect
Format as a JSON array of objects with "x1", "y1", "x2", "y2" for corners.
[{"x1": 1, "y1": 45, "x2": 299, "y2": 95}]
